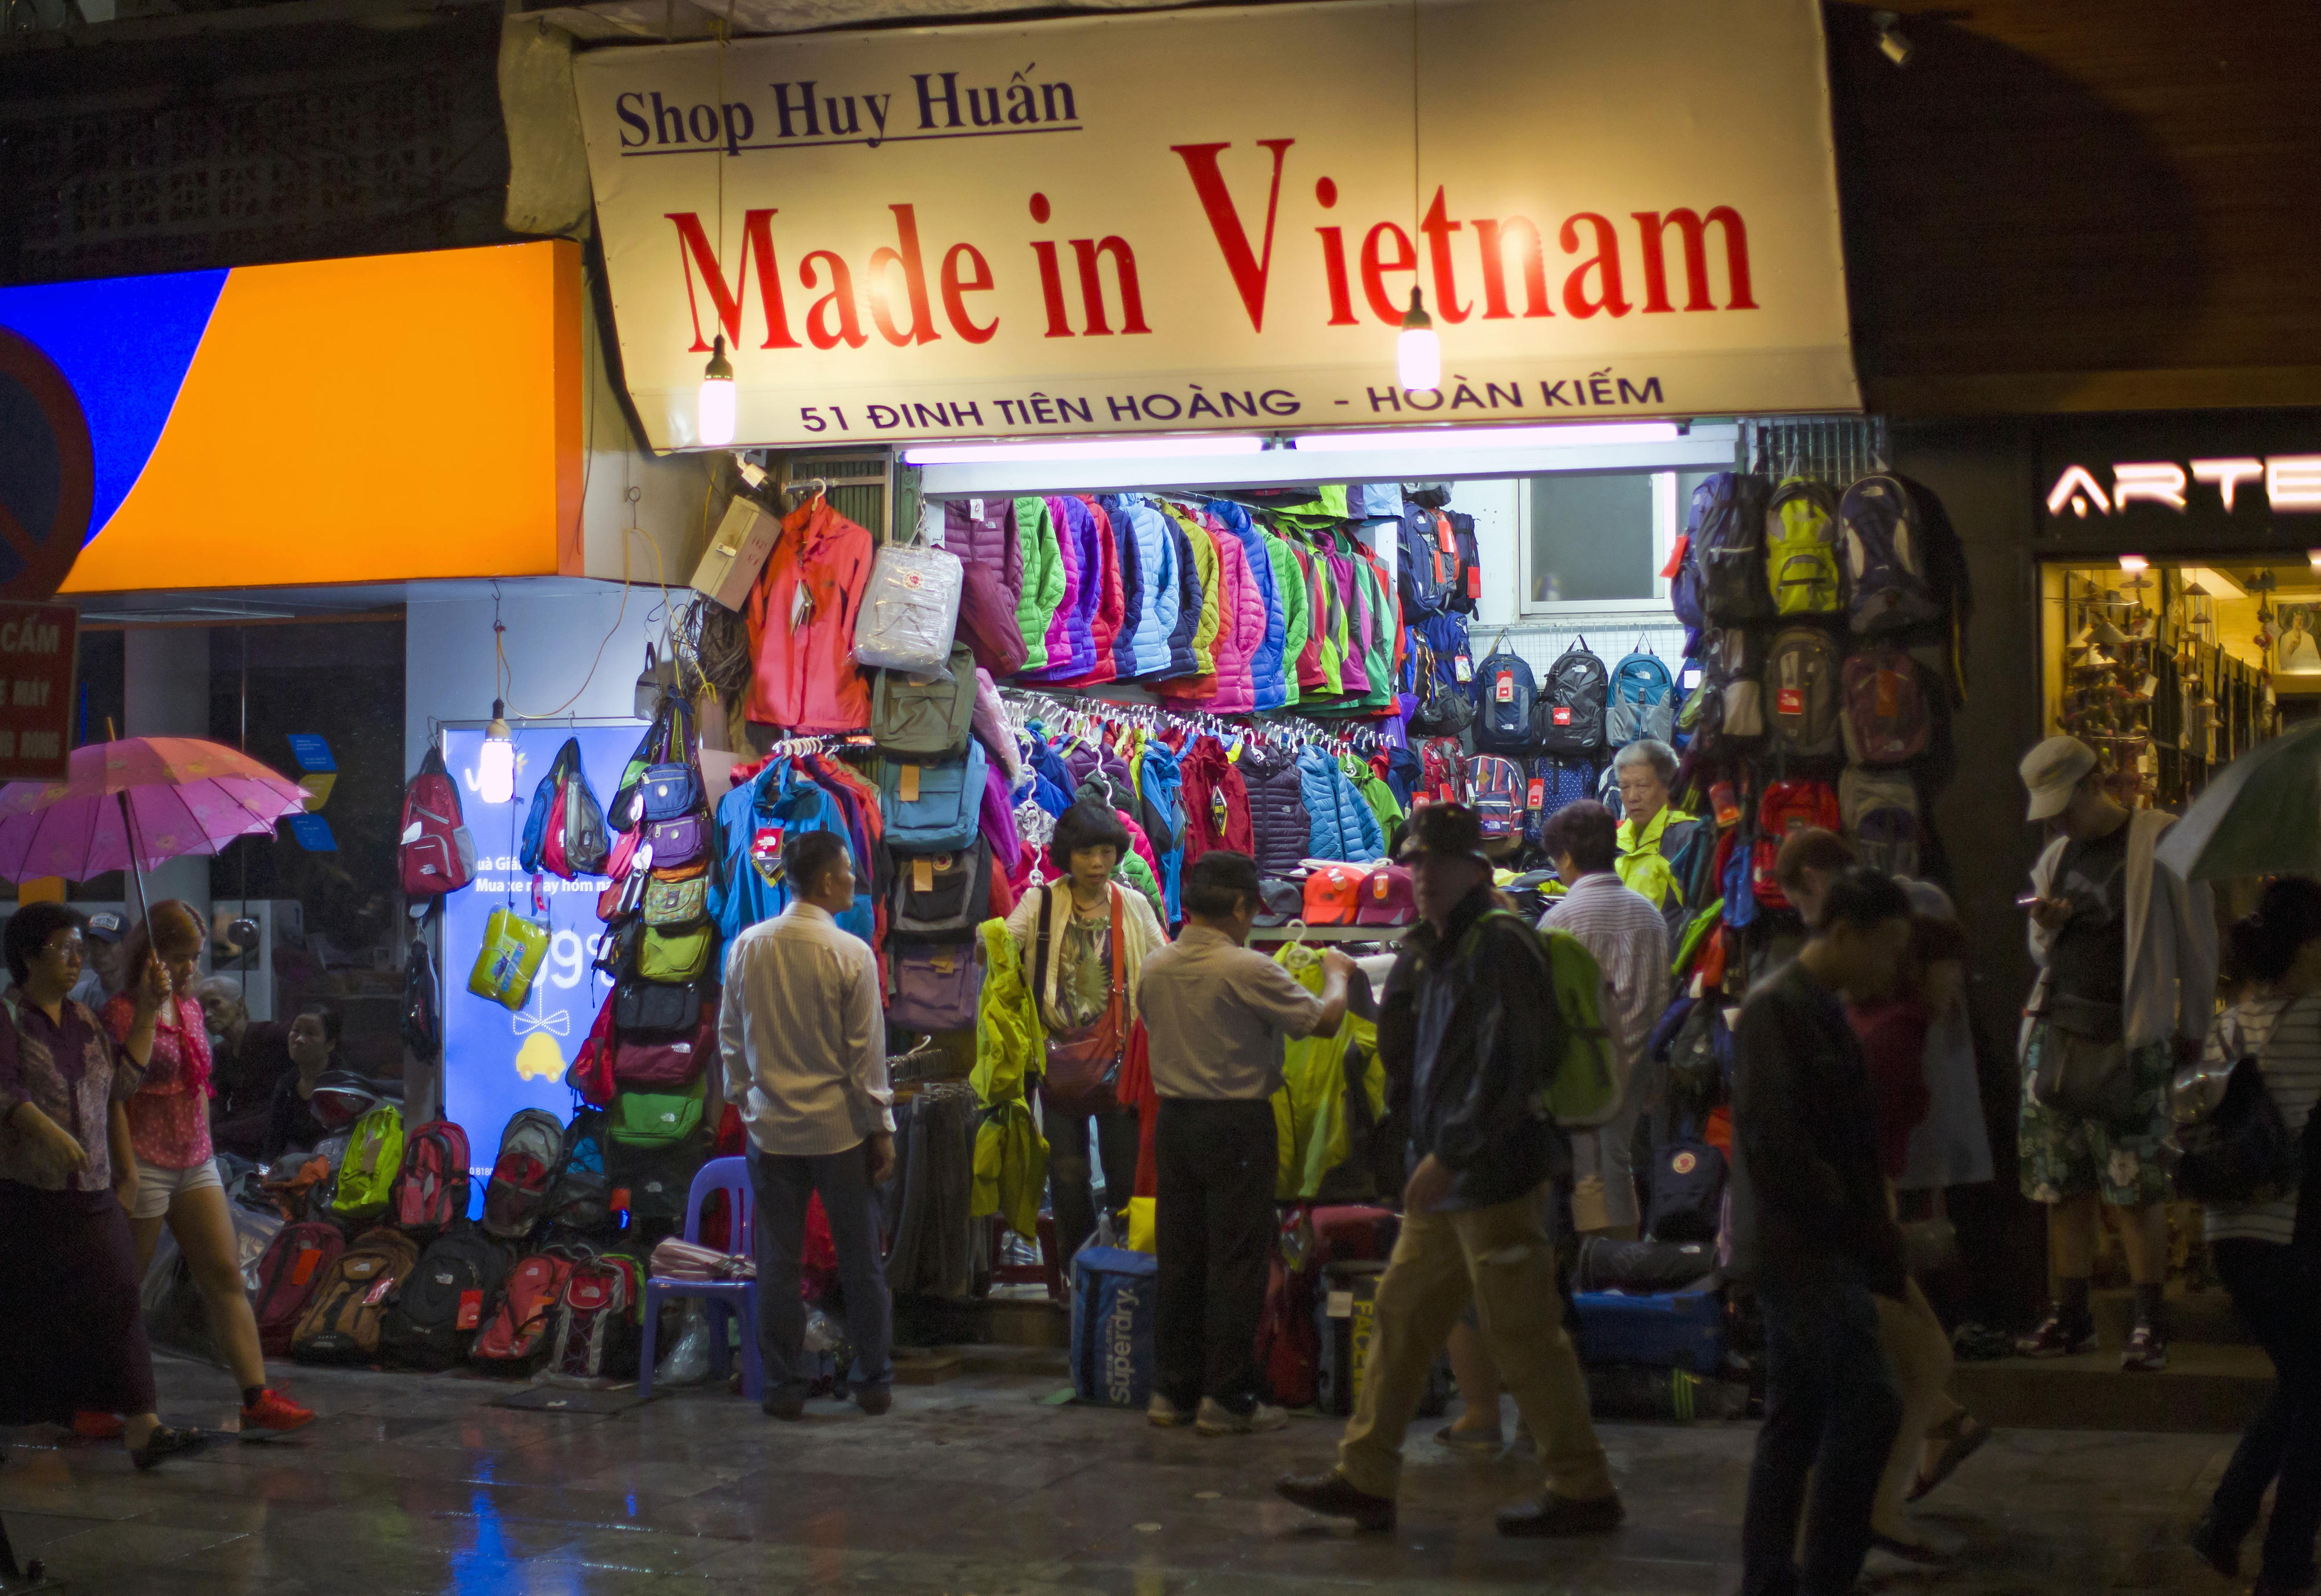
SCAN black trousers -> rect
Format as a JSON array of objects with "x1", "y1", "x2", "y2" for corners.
[
  {"x1": 2210, "y1": 1238, "x2": 2321, "y2": 1591},
  {"x1": 1154, "y1": 1098, "x2": 1278, "y2": 1414},
  {"x1": 1047, "y1": 1103, "x2": 1140, "y2": 1271}
]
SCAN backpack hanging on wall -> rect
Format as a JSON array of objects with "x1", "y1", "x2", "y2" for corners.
[
  {"x1": 399, "y1": 747, "x2": 475, "y2": 898},
  {"x1": 1535, "y1": 639, "x2": 1609, "y2": 757},
  {"x1": 1418, "y1": 738, "x2": 1468, "y2": 806},
  {"x1": 1840, "y1": 766, "x2": 1924, "y2": 877},
  {"x1": 1605, "y1": 650, "x2": 1675, "y2": 747},
  {"x1": 1395, "y1": 504, "x2": 1457, "y2": 619},
  {"x1": 520, "y1": 738, "x2": 609, "y2": 880},
  {"x1": 1763, "y1": 477, "x2": 1845, "y2": 617},
  {"x1": 1472, "y1": 636, "x2": 1538, "y2": 755},
  {"x1": 1523, "y1": 757, "x2": 1597, "y2": 848},
  {"x1": 1839, "y1": 642, "x2": 1935, "y2": 766},
  {"x1": 1693, "y1": 473, "x2": 1775, "y2": 627},
  {"x1": 1840, "y1": 473, "x2": 1952, "y2": 635},
  {"x1": 1765, "y1": 627, "x2": 1842, "y2": 759},
  {"x1": 1467, "y1": 754, "x2": 1525, "y2": 841},
  {"x1": 1446, "y1": 512, "x2": 1483, "y2": 614}
]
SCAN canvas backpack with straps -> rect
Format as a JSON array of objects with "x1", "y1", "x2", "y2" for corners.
[
  {"x1": 1764, "y1": 476, "x2": 1844, "y2": 617},
  {"x1": 1693, "y1": 473, "x2": 1775, "y2": 625},
  {"x1": 1535, "y1": 638, "x2": 1610, "y2": 757},
  {"x1": 470, "y1": 1247, "x2": 584, "y2": 1367},
  {"x1": 1472, "y1": 635, "x2": 1537, "y2": 754},
  {"x1": 291, "y1": 1226, "x2": 421, "y2": 1363},
  {"x1": 878, "y1": 739, "x2": 986, "y2": 852},
  {"x1": 1839, "y1": 642, "x2": 1934, "y2": 766},
  {"x1": 1523, "y1": 757, "x2": 1597, "y2": 847},
  {"x1": 1605, "y1": 650, "x2": 1675, "y2": 747},
  {"x1": 482, "y1": 1108, "x2": 566, "y2": 1240},
  {"x1": 331, "y1": 1103, "x2": 404, "y2": 1224},
  {"x1": 872, "y1": 642, "x2": 978, "y2": 760},
  {"x1": 1840, "y1": 766, "x2": 1924, "y2": 877},
  {"x1": 890, "y1": 838, "x2": 993, "y2": 940},
  {"x1": 391, "y1": 1119, "x2": 470, "y2": 1233},
  {"x1": 1765, "y1": 627, "x2": 1842, "y2": 759},
  {"x1": 399, "y1": 746, "x2": 475, "y2": 897},
  {"x1": 1467, "y1": 754, "x2": 1524, "y2": 841},
  {"x1": 1841, "y1": 473, "x2": 1950, "y2": 635},
  {"x1": 254, "y1": 1221, "x2": 346, "y2": 1356},
  {"x1": 544, "y1": 1254, "x2": 645, "y2": 1381},
  {"x1": 1418, "y1": 737, "x2": 1468, "y2": 806},
  {"x1": 381, "y1": 1229, "x2": 516, "y2": 1370}
]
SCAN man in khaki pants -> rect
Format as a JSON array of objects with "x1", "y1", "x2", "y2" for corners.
[{"x1": 1276, "y1": 804, "x2": 1622, "y2": 1539}]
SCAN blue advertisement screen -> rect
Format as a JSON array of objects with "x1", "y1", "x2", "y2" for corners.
[{"x1": 440, "y1": 723, "x2": 638, "y2": 1194}]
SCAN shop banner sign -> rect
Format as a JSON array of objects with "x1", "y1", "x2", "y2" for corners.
[
  {"x1": 441, "y1": 723, "x2": 635, "y2": 1199},
  {"x1": 2038, "y1": 414, "x2": 2321, "y2": 548},
  {"x1": 575, "y1": 0, "x2": 1858, "y2": 450},
  {"x1": 0, "y1": 601, "x2": 76, "y2": 780}
]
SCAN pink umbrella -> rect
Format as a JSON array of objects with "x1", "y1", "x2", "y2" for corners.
[{"x1": 0, "y1": 739, "x2": 309, "y2": 903}]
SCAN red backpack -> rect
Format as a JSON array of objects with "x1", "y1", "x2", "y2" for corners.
[
  {"x1": 399, "y1": 747, "x2": 475, "y2": 898},
  {"x1": 253, "y1": 1221, "x2": 346, "y2": 1357},
  {"x1": 482, "y1": 1109, "x2": 566, "y2": 1240},
  {"x1": 392, "y1": 1119, "x2": 472, "y2": 1232},
  {"x1": 1418, "y1": 737, "x2": 1468, "y2": 806},
  {"x1": 1839, "y1": 643, "x2": 1934, "y2": 767},
  {"x1": 1467, "y1": 754, "x2": 1524, "y2": 840},
  {"x1": 471, "y1": 1249, "x2": 581, "y2": 1366},
  {"x1": 1751, "y1": 779, "x2": 1842, "y2": 908},
  {"x1": 544, "y1": 1254, "x2": 644, "y2": 1381}
]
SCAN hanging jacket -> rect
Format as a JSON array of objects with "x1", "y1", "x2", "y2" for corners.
[
  {"x1": 1191, "y1": 506, "x2": 1264, "y2": 715},
  {"x1": 970, "y1": 918, "x2": 1048, "y2": 1238},
  {"x1": 1024, "y1": 732, "x2": 1078, "y2": 815},
  {"x1": 1107, "y1": 495, "x2": 1178, "y2": 680},
  {"x1": 1266, "y1": 529, "x2": 1311, "y2": 708},
  {"x1": 1180, "y1": 735, "x2": 1253, "y2": 870},
  {"x1": 1158, "y1": 511, "x2": 1205, "y2": 680},
  {"x1": 1384, "y1": 745, "x2": 1423, "y2": 808},
  {"x1": 1104, "y1": 497, "x2": 1145, "y2": 681},
  {"x1": 1082, "y1": 497, "x2": 1126, "y2": 682},
  {"x1": 1033, "y1": 494, "x2": 1090, "y2": 679},
  {"x1": 1289, "y1": 541, "x2": 1333, "y2": 693},
  {"x1": 1042, "y1": 496, "x2": 1123, "y2": 688},
  {"x1": 802, "y1": 753, "x2": 886, "y2": 953},
  {"x1": 942, "y1": 498, "x2": 1022, "y2": 612},
  {"x1": 1297, "y1": 745, "x2": 1384, "y2": 862},
  {"x1": 1357, "y1": 542, "x2": 1405, "y2": 698},
  {"x1": 743, "y1": 498, "x2": 876, "y2": 732},
  {"x1": 1161, "y1": 502, "x2": 1223, "y2": 680},
  {"x1": 1137, "y1": 740, "x2": 1187, "y2": 922},
  {"x1": 1332, "y1": 542, "x2": 1377, "y2": 700},
  {"x1": 1012, "y1": 497, "x2": 1066, "y2": 673},
  {"x1": 1208, "y1": 501, "x2": 1289, "y2": 713},
  {"x1": 969, "y1": 667, "x2": 1020, "y2": 786},
  {"x1": 979, "y1": 762, "x2": 1024, "y2": 877},
  {"x1": 1346, "y1": 752, "x2": 1404, "y2": 842},
  {"x1": 709, "y1": 759, "x2": 874, "y2": 943},
  {"x1": 1351, "y1": 551, "x2": 1396, "y2": 708},
  {"x1": 1238, "y1": 742, "x2": 1311, "y2": 881}
]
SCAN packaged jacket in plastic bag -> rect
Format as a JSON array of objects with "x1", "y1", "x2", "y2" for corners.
[{"x1": 854, "y1": 542, "x2": 963, "y2": 673}]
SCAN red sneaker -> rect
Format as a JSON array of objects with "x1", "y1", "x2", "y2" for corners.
[
  {"x1": 70, "y1": 1410, "x2": 123, "y2": 1441},
  {"x1": 239, "y1": 1389, "x2": 314, "y2": 1434}
]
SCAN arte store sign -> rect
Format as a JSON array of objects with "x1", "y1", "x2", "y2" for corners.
[
  {"x1": 574, "y1": 0, "x2": 1859, "y2": 450},
  {"x1": 2037, "y1": 414, "x2": 2321, "y2": 545}
]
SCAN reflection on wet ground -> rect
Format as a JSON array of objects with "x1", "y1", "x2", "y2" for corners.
[{"x1": 0, "y1": 1349, "x2": 2243, "y2": 1593}]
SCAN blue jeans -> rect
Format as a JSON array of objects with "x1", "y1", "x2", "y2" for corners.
[
  {"x1": 2210, "y1": 1239, "x2": 2321, "y2": 1590},
  {"x1": 1742, "y1": 1271, "x2": 1904, "y2": 1596},
  {"x1": 747, "y1": 1142, "x2": 892, "y2": 1402}
]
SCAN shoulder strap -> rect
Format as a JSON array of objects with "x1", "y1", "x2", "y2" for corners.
[{"x1": 1031, "y1": 885, "x2": 1055, "y2": 1011}]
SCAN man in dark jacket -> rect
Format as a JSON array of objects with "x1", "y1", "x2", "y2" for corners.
[
  {"x1": 1277, "y1": 804, "x2": 1621, "y2": 1540},
  {"x1": 1729, "y1": 866, "x2": 1915, "y2": 1596}
]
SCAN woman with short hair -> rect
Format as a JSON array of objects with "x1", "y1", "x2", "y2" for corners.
[{"x1": 1609, "y1": 739, "x2": 1703, "y2": 943}]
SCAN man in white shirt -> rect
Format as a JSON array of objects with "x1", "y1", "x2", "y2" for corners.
[{"x1": 720, "y1": 829, "x2": 895, "y2": 1421}]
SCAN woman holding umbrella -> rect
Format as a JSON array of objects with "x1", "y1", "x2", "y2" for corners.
[{"x1": 0, "y1": 901, "x2": 205, "y2": 1467}]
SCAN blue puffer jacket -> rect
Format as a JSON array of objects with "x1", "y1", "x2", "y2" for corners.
[
  {"x1": 1297, "y1": 745, "x2": 1386, "y2": 862},
  {"x1": 1024, "y1": 732, "x2": 1079, "y2": 816},
  {"x1": 1239, "y1": 743, "x2": 1310, "y2": 881},
  {"x1": 1105, "y1": 495, "x2": 1178, "y2": 680},
  {"x1": 1136, "y1": 740, "x2": 1186, "y2": 921},
  {"x1": 709, "y1": 759, "x2": 874, "y2": 944},
  {"x1": 1159, "y1": 513, "x2": 1203, "y2": 680},
  {"x1": 1207, "y1": 501, "x2": 1289, "y2": 712}
]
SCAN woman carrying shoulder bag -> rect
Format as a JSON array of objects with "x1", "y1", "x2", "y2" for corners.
[
  {"x1": 1004, "y1": 797, "x2": 1166, "y2": 1273},
  {"x1": 2191, "y1": 877, "x2": 2321, "y2": 1593}
]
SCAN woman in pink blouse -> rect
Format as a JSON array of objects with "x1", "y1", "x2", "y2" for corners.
[{"x1": 107, "y1": 900, "x2": 312, "y2": 1435}]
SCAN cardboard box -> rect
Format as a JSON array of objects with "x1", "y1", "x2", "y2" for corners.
[{"x1": 690, "y1": 496, "x2": 780, "y2": 611}]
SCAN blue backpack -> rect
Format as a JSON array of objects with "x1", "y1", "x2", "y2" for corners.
[
  {"x1": 1473, "y1": 643, "x2": 1538, "y2": 755},
  {"x1": 877, "y1": 738, "x2": 987, "y2": 852},
  {"x1": 1605, "y1": 652, "x2": 1675, "y2": 747},
  {"x1": 1523, "y1": 757, "x2": 1596, "y2": 849},
  {"x1": 1840, "y1": 473, "x2": 1948, "y2": 635}
]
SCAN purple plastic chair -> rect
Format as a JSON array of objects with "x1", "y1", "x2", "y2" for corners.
[{"x1": 638, "y1": 1155, "x2": 762, "y2": 1400}]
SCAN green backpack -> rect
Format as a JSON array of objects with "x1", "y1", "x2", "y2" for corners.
[
  {"x1": 1764, "y1": 476, "x2": 1843, "y2": 617},
  {"x1": 607, "y1": 1078, "x2": 705, "y2": 1150},
  {"x1": 1463, "y1": 910, "x2": 1623, "y2": 1130},
  {"x1": 332, "y1": 1103, "x2": 406, "y2": 1222}
]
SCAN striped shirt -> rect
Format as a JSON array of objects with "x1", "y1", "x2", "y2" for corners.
[
  {"x1": 2203, "y1": 993, "x2": 2321, "y2": 1246},
  {"x1": 1540, "y1": 871, "x2": 1671, "y2": 1077}
]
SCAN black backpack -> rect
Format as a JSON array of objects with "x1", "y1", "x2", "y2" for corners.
[
  {"x1": 1534, "y1": 639, "x2": 1609, "y2": 757},
  {"x1": 400, "y1": 935, "x2": 439, "y2": 1062},
  {"x1": 1446, "y1": 512, "x2": 1482, "y2": 615},
  {"x1": 1472, "y1": 640, "x2": 1537, "y2": 754},
  {"x1": 1646, "y1": 1133, "x2": 1727, "y2": 1244},
  {"x1": 541, "y1": 1109, "x2": 614, "y2": 1236},
  {"x1": 380, "y1": 1227, "x2": 516, "y2": 1370},
  {"x1": 1694, "y1": 473, "x2": 1775, "y2": 627}
]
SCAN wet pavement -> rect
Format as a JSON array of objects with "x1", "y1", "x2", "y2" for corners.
[{"x1": 0, "y1": 1348, "x2": 2253, "y2": 1594}]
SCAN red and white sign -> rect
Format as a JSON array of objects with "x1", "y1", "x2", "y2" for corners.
[
  {"x1": 0, "y1": 602, "x2": 76, "y2": 781},
  {"x1": 574, "y1": 0, "x2": 1857, "y2": 450}
]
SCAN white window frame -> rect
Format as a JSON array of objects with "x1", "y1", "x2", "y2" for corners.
[{"x1": 1514, "y1": 469, "x2": 1679, "y2": 618}]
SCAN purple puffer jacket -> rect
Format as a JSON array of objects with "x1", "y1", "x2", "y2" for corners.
[
  {"x1": 941, "y1": 499, "x2": 1021, "y2": 612},
  {"x1": 1237, "y1": 742, "x2": 1311, "y2": 880},
  {"x1": 1326, "y1": 546, "x2": 1372, "y2": 697},
  {"x1": 1032, "y1": 494, "x2": 1101, "y2": 682},
  {"x1": 1195, "y1": 508, "x2": 1266, "y2": 715},
  {"x1": 979, "y1": 761, "x2": 1023, "y2": 875}
]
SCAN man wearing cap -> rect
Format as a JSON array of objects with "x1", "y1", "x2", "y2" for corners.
[
  {"x1": 2015, "y1": 735, "x2": 2214, "y2": 1370},
  {"x1": 68, "y1": 909, "x2": 126, "y2": 1011},
  {"x1": 1278, "y1": 804, "x2": 1622, "y2": 1539},
  {"x1": 1137, "y1": 851, "x2": 1352, "y2": 1436}
]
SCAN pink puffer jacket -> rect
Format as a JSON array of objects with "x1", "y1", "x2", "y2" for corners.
[{"x1": 1195, "y1": 507, "x2": 1266, "y2": 715}]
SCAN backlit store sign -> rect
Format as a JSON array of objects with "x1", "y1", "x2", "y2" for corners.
[{"x1": 2047, "y1": 457, "x2": 2321, "y2": 519}]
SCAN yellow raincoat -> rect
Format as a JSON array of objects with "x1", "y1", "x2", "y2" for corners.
[
  {"x1": 1270, "y1": 942, "x2": 1387, "y2": 1198},
  {"x1": 970, "y1": 918, "x2": 1048, "y2": 1237}
]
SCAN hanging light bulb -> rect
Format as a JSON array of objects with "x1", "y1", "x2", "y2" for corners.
[
  {"x1": 1397, "y1": 288, "x2": 1440, "y2": 394},
  {"x1": 478, "y1": 700, "x2": 515, "y2": 806},
  {"x1": 698, "y1": 335, "x2": 737, "y2": 448}
]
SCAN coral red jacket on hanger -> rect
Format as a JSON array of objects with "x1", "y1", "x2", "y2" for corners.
[{"x1": 744, "y1": 497, "x2": 874, "y2": 732}]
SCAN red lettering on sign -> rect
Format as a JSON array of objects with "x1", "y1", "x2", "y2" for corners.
[{"x1": 1170, "y1": 140, "x2": 1296, "y2": 333}]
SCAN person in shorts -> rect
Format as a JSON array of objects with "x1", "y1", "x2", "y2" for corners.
[{"x1": 2014, "y1": 736, "x2": 2215, "y2": 1371}]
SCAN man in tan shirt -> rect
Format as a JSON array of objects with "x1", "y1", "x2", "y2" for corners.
[{"x1": 1136, "y1": 850, "x2": 1350, "y2": 1435}]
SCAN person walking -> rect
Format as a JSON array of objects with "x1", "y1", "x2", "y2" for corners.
[
  {"x1": 0, "y1": 902, "x2": 207, "y2": 1468},
  {"x1": 719, "y1": 830, "x2": 896, "y2": 1422},
  {"x1": 107, "y1": 901, "x2": 314, "y2": 1438},
  {"x1": 2015, "y1": 736, "x2": 2217, "y2": 1369},
  {"x1": 2189, "y1": 877, "x2": 2321, "y2": 1595},
  {"x1": 1277, "y1": 803, "x2": 1622, "y2": 1539},
  {"x1": 1137, "y1": 851, "x2": 1351, "y2": 1436},
  {"x1": 1729, "y1": 866, "x2": 1915, "y2": 1596}
]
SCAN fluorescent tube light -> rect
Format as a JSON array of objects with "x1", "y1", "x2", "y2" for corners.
[
  {"x1": 901, "y1": 436, "x2": 1266, "y2": 465},
  {"x1": 1290, "y1": 422, "x2": 1684, "y2": 453}
]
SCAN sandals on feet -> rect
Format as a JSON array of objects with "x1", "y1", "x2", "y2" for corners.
[{"x1": 1906, "y1": 1413, "x2": 1990, "y2": 1503}]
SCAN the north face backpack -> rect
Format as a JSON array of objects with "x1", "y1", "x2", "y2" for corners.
[
  {"x1": 291, "y1": 1227, "x2": 422, "y2": 1363},
  {"x1": 544, "y1": 1254, "x2": 645, "y2": 1382},
  {"x1": 1841, "y1": 766, "x2": 1924, "y2": 877},
  {"x1": 1764, "y1": 476, "x2": 1844, "y2": 617},
  {"x1": 1765, "y1": 627, "x2": 1842, "y2": 759},
  {"x1": 482, "y1": 1108, "x2": 566, "y2": 1240},
  {"x1": 540, "y1": 1109, "x2": 614, "y2": 1236},
  {"x1": 1523, "y1": 757, "x2": 1597, "y2": 848},
  {"x1": 1694, "y1": 473, "x2": 1775, "y2": 626},
  {"x1": 877, "y1": 740, "x2": 987, "y2": 853},
  {"x1": 1447, "y1": 512, "x2": 1483, "y2": 614},
  {"x1": 1472, "y1": 645, "x2": 1537, "y2": 754},
  {"x1": 1841, "y1": 473, "x2": 1948, "y2": 635},
  {"x1": 471, "y1": 1248, "x2": 583, "y2": 1367},
  {"x1": 1418, "y1": 737, "x2": 1469, "y2": 806},
  {"x1": 391, "y1": 1119, "x2": 471, "y2": 1233},
  {"x1": 1461, "y1": 913, "x2": 1620, "y2": 1128},
  {"x1": 381, "y1": 1228, "x2": 516, "y2": 1370},
  {"x1": 1839, "y1": 642, "x2": 1935, "y2": 767},
  {"x1": 254, "y1": 1221, "x2": 346, "y2": 1357},
  {"x1": 1396, "y1": 504, "x2": 1457, "y2": 619},
  {"x1": 399, "y1": 746, "x2": 475, "y2": 898},
  {"x1": 1468, "y1": 755, "x2": 1525, "y2": 841},
  {"x1": 1605, "y1": 652, "x2": 1675, "y2": 747},
  {"x1": 1535, "y1": 640, "x2": 1610, "y2": 757},
  {"x1": 330, "y1": 1103, "x2": 405, "y2": 1224},
  {"x1": 520, "y1": 737, "x2": 610, "y2": 880},
  {"x1": 1751, "y1": 780, "x2": 1842, "y2": 908}
]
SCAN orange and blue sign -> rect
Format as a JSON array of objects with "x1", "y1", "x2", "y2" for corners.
[{"x1": 0, "y1": 241, "x2": 586, "y2": 595}]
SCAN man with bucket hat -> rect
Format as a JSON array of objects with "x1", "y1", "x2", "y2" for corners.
[{"x1": 1277, "y1": 804, "x2": 1622, "y2": 1539}]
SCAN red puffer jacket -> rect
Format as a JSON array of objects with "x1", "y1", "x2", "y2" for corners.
[
  {"x1": 745, "y1": 498, "x2": 874, "y2": 732},
  {"x1": 1179, "y1": 734, "x2": 1253, "y2": 872}
]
